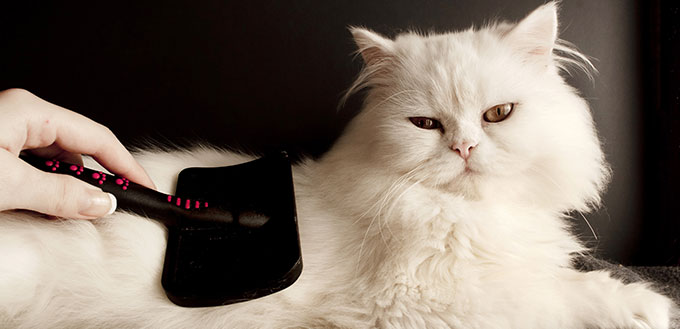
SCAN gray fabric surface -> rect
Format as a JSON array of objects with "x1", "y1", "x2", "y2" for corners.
[{"x1": 574, "y1": 256, "x2": 680, "y2": 328}]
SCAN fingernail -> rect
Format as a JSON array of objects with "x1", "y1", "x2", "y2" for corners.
[{"x1": 79, "y1": 191, "x2": 117, "y2": 218}]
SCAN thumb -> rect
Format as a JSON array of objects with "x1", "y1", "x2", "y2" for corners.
[
  {"x1": 11, "y1": 161, "x2": 117, "y2": 219},
  {"x1": 34, "y1": 173, "x2": 117, "y2": 219}
]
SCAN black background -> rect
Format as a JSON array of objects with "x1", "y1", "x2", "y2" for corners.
[{"x1": 1, "y1": 0, "x2": 677, "y2": 265}]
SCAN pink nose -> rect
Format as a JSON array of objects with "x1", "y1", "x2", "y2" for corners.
[{"x1": 451, "y1": 141, "x2": 477, "y2": 160}]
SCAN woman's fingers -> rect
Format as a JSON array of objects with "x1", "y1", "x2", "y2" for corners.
[
  {"x1": 0, "y1": 89, "x2": 154, "y2": 219},
  {"x1": 28, "y1": 144, "x2": 84, "y2": 166},
  {"x1": 0, "y1": 150, "x2": 116, "y2": 219},
  {"x1": 0, "y1": 88, "x2": 156, "y2": 190}
]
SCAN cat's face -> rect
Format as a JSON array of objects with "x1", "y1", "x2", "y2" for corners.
[{"x1": 343, "y1": 2, "x2": 609, "y2": 212}]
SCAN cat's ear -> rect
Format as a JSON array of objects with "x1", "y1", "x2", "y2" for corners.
[
  {"x1": 350, "y1": 27, "x2": 395, "y2": 67},
  {"x1": 504, "y1": 2, "x2": 558, "y2": 66},
  {"x1": 341, "y1": 27, "x2": 395, "y2": 104}
]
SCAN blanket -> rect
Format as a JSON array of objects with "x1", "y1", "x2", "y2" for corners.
[{"x1": 574, "y1": 256, "x2": 680, "y2": 328}]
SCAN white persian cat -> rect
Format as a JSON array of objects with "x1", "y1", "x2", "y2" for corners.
[{"x1": 0, "y1": 3, "x2": 674, "y2": 328}]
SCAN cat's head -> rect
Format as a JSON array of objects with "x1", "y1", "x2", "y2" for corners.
[{"x1": 339, "y1": 2, "x2": 610, "y2": 212}]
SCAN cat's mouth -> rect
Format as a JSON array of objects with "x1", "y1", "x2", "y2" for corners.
[
  {"x1": 449, "y1": 164, "x2": 482, "y2": 183},
  {"x1": 422, "y1": 159, "x2": 485, "y2": 192},
  {"x1": 462, "y1": 161, "x2": 484, "y2": 176},
  {"x1": 464, "y1": 166, "x2": 478, "y2": 174},
  {"x1": 433, "y1": 165, "x2": 484, "y2": 198}
]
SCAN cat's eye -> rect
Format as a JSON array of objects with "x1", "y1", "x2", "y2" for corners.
[
  {"x1": 409, "y1": 117, "x2": 442, "y2": 130},
  {"x1": 483, "y1": 103, "x2": 514, "y2": 123}
]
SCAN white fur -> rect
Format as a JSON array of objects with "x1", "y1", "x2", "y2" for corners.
[{"x1": 0, "y1": 3, "x2": 674, "y2": 328}]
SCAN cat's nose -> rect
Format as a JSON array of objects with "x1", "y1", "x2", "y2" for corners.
[{"x1": 451, "y1": 141, "x2": 477, "y2": 160}]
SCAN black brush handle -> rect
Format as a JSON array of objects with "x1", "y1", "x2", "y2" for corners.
[{"x1": 20, "y1": 153, "x2": 232, "y2": 226}]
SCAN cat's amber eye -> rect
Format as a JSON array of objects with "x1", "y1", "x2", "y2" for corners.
[
  {"x1": 409, "y1": 117, "x2": 442, "y2": 130},
  {"x1": 483, "y1": 103, "x2": 514, "y2": 123}
]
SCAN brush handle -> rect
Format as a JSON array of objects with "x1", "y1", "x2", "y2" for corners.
[{"x1": 19, "y1": 153, "x2": 229, "y2": 226}]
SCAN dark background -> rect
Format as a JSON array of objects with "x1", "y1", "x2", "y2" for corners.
[{"x1": 1, "y1": 0, "x2": 677, "y2": 266}]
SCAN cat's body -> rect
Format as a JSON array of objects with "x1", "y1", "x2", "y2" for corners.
[{"x1": 0, "y1": 3, "x2": 674, "y2": 328}]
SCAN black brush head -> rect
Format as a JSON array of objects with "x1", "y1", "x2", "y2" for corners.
[{"x1": 161, "y1": 152, "x2": 302, "y2": 307}]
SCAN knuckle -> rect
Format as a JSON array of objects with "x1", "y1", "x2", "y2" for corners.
[
  {"x1": 55, "y1": 179, "x2": 71, "y2": 214},
  {"x1": 101, "y1": 125, "x2": 117, "y2": 141},
  {"x1": 46, "y1": 176, "x2": 78, "y2": 217},
  {"x1": 92, "y1": 124, "x2": 115, "y2": 147},
  {"x1": 0, "y1": 88, "x2": 32, "y2": 101},
  {"x1": 0, "y1": 172, "x2": 16, "y2": 212}
]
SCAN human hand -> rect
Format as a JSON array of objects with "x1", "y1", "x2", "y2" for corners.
[{"x1": 0, "y1": 88, "x2": 156, "y2": 219}]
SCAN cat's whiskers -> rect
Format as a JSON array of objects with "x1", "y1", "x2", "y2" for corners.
[
  {"x1": 370, "y1": 165, "x2": 422, "y2": 235},
  {"x1": 431, "y1": 166, "x2": 450, "y2": 189},
  {"x1": 577, "y1": 211, "x2": 599, "y2": 241},
  {"x1": 361, "y1": 89, "x2": 424, "y2": 115},
  {"x1": 380, "y1": 176, "x2": 427, "y2": 242},
  {"x1": 554, "y1": 40, "x2": 597, "y2": 82},
  {"x1": 418, "y1": 158, "x2": 464, "y2": 192},
  {"x1": 351, "y1": 163, "x2": 425, "y2": 226},
  {"x1": 354, "y1": 163, "x2": 426, "y2": 275}
]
